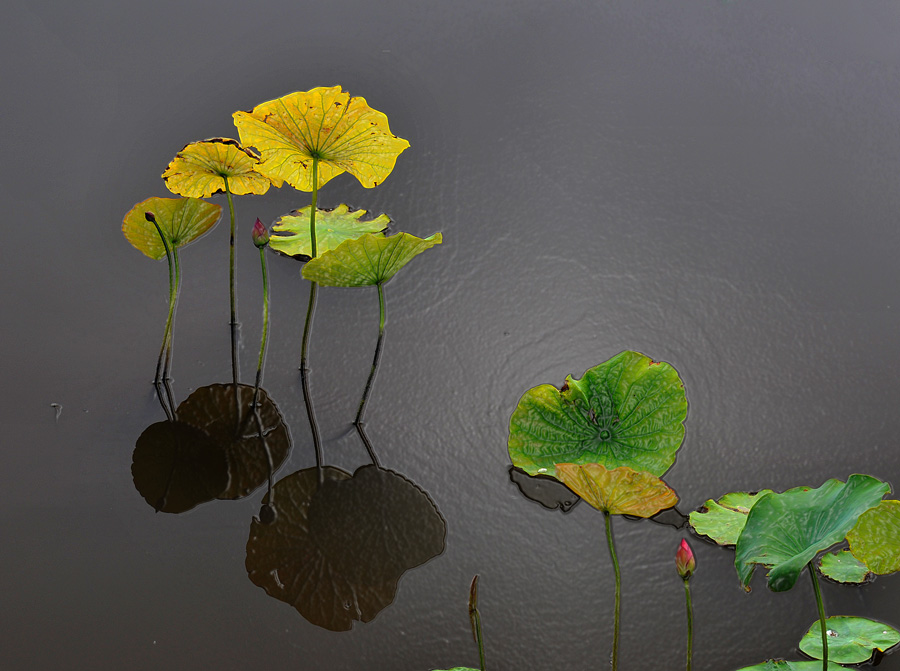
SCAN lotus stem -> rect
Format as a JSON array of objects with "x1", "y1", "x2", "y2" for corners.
[
  {"x1": 253, "y1": 243, "x2": 275, "y2": 506},
  {"x1": 224, "y1": 176, "x2": 240, "y2": 388},
  {"x1": 299, "y1": 156, "x2": 324, "y2": 485},
  {"x1": 604, "y1": 511, "x2": 621, "y2": 671},
  {"x1": 809, "y1": 561, "x2": 828, "y2": 671},
  {"x1": 161, "y1": 246, "x2": 181, "y2": 416},
  {"x1": 684, "y1": 578, "x2": 693, "y2": 671},
  {"x1": 469, "y1": 576, "x2": 487, "y2": 671},
  {"x1": 354, "y1": 281, "x2": 385, "y2": 467},
  {"x1": 149, "y1": 215, "x2": 176, "y2": 421}
]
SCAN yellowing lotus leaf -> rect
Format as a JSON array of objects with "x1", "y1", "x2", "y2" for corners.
[
  {"x1": 554, "y1": 463, "x2": 678, "y2": 516},
  {"x1": 162, "y1": 138, "x2": 277, "y2": 197},
  {"x1": 302, "y1": 232, "x2": 442, "y2": 286},
  {"x1": 232, "y1": 86, "x2": 410, "y2": 191},
  {"x1": 269, "y1": 204, "x2": 390, "y2": 259},
  {"x1": 122, "y1": 196, "x2": 222, "y2": 259}
]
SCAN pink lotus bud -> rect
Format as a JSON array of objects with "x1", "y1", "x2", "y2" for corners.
[
  {"x1": 676, "y1": 538, "x2": 695, "y2": 580},
  {"x1": 252, "y1": 218, "x2": 269, "y2": 248},
  {"x1": 144, "y1": 211, "x2": 157, "y2": 223}
]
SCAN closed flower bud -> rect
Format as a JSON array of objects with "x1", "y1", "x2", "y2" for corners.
[
  {"x1": 676, "y1": 538, "x2": 695, "y2": 580},
  {"x1": 252, "y1": 218, "x2": 269, "y2": 248},
  {"x1": 144, "y1": 211, "x2": 157, "y2": 223}
]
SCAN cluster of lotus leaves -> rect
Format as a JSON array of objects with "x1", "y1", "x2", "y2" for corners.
[
  {"x1": 233, "y1": 86, "x2": 410, "y2": 192},
  {"x1": 508, "y1": 351, "x2": 688, "y2": 479},
  {"x1": 123, "y1": 197, "x2": 221, "y2": 260}
]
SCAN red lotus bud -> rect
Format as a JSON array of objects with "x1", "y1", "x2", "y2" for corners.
[
  {"x1": 144, "y1": 211, "x2": 157, "y2": 223},
  {"x1": 676, "y1": 538, "x2": 695, "y2": 580},
  {"x1": 252, "y1": 218, "x2": 269, "y2": 248}
]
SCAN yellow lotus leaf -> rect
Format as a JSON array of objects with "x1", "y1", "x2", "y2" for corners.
[
  {"x1": 162, "y1": 138, "x2": 277, "y2": 197},
  {"x1": 554, "y1": 463, "x2": 678, "y2": 517},
  {"x1": 122, "y1": 196, "x2": 222, "y2": 260},
  {"x1": 232, "y1": 86, "x2": 410, "y2": 191}
]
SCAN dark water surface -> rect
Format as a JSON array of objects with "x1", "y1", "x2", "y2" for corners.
[{"x1": 4, "y1": 1, "x2": 900, "y2": 670}]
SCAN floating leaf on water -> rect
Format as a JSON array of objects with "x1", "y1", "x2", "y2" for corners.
[
  {"x1": 735, "y1": 474, "x2": 890, "y2": 592},
  {"x1": 233, "y1": 86, "x2": 410, "y2": 192},
  {"x1": 798, "y1": 616, "x2": 900, "y2": 664},
  {"x1": 817, "y1": 549, "x2": 873, "y2": 584},
  {"x1": 689, "y1": 490, "x2": 775, "y2": 546},
  {"x1": 302, "y1": 232, "x2": 442, "y2": 286},
  {"x1": 175, "y1": 384, "x2": 291, "y2": 499},
  {"x1": 269, "y1": 204, "x2": 390, "y2": 260},
  {"x1": 122, "y1": 196, "x2": 222, "y2": 259},
  {"x1": 162, "y1": 138, "x2": 276, "y2": 197},
  {"x1": 131, "y1": 420, "x2": 228, "y2": 513},
  {"x1": 508, "y1": 466, "x2": 581, "y2": 513},
  {"x1": 507, "y1": 351, "x2": 687, "y2": 478},
  {"x1": 847, "y1": 499, "x2": 900, "y2": 575},
  {"x1": 246, "y1": 465, "x2": 445, "y2": 631},
  {"x1": 732, "y1": 660, "x2": 847, "y2": 670},
  {"x1": 554, "y1": 463, "x2": 678, "y2": 516}
]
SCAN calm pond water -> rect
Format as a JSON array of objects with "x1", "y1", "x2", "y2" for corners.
[{"x1": 4, "y1": 2, "x2": 900, "y2": 670}]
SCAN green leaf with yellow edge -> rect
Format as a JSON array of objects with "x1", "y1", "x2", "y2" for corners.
[
  {"x1": 799, "y1": 616, "x2": 900, "y2": 664},
  {"x1": 122, "y1": 196, "x2": 222, "y2": 259},
  {"x1": 269, "y1": 204, "x2": 390, "y2": 260},
  {"x1": 733, "y1": 660, "x2": 846, "y2": 671},
  {"x1": 302, "y1": 232, "x2": 442, "y2": 286},
  {"x1": 507, "y1": 351, "x2": 687, "y2": 479},
  {"x1": 554, "y1": 463, "x2": 677, "y2": 516},
  {"x1": 848, "y1": 499, "x2": 900, "y2": 575},
  {"x1": 232, "y1": 86, "x2": 410, "y2": 192},
  {"x1": 689, "y1": 490, "x2": 774, "y2": 546},
  {"x1": 735, "y1": 475, "x2": 890, "y2": 592},
  {"x1": 817, "y1": 549, "x2": 873, "y2": 584},
  {"x1": 162, "y1": 138, "x2": 276, "y2": 197}
]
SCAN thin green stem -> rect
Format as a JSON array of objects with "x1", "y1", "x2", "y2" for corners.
[
  {"x1": 354, "y1": 282, "x2": 385, "y2": 467},
  {"x1": 469, "y1": 576, "x2": 486, "y2": 671},
  {"x1": 809, "y1": 562, "x2": 828, "y2": 671},
  {"x1": 604, "y1": 511, "x2": 621, "y2": 671},
  {"x1": 473, "y1": 608, "x2": 487, "y2": 671},
  {"x1": 150, "y1": 219, "x2": 175, "y2": 421},
  {"x1": 683, "y1": 579, "x2": 693, "y2": 671},
  {"x1": 252, "y1": 244, "x2": 275, "y2": 508},
  {"x1": 225, "y1": 176, "x2": 239, "y2": 388},
  {"x1": 299, "y1": 157, "x2": 324, "y2": 484}
]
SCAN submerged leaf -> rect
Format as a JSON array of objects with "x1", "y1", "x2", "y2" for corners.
[
  {"x1": 799, "y1": 616, "x2": 900, "y2": 664},
  {"x1": 733, "y1": 661, "x2": 846, "y2": 671},
  {"x1": 817, "y1": 549, "x2": 873, "y2": 584},
  {"x1": 554, "y1": 463, "x2": 678, "y2": 516},
  {"x1": 233, "y1": 86, "x2": 409, "y2": 191},
  {"x1": 689, "y1": 490, "x2": 774, "y2": 546},
  {"x1": 302, "y1": 232, "x2": 442, "y2": 286},
  {"x1": 162, "y1": 138, "x2": 275, "y2": 197},
  {"x1": 847, "y1": 499, "x2": 900, "y2": 575},
  {"x1": 507, "y1": 351, "x2": 687, "y2": 478},
  {"x1": 735, "y1": 475, "x2": 890, "y2": 592},
  {"x1": 269, "y1": 204, "x2": 390, "y2": 260},
  {"x1": 508, "y1": 466, "x2": 581, "y2": 513},
  {"x1": 123, "y1": 196, "x2": 222, "y2": 259}
]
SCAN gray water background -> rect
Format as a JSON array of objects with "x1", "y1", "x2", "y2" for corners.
[{"x1": 3, "y1": 1, "x2": 900, "y2": 670}]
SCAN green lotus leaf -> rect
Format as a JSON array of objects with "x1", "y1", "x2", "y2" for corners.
[
  {"x1": 302, "y1": 232, "x2": 442, "y2": 286},
  {"x1": 689, "y1": 490, "x2": 774, "y2": 546},
  {"x1": 817, "y1": 549, "x2": 872, "y2": 584},
  {"x1": 431, "y1": 668, "x2": 480, "y2": 671},
  {"x1": 799, "y1": 616, "x2": 900, "y2": 664},
  {"x1": 232, "y1": 86, "x2": 410, "y2": 192},
  {"x1": 554, "y1": 463, "x2": 677, "y2": 516},
  {"x1": 162, "y1": 138, "x2": 275, "y2": 197},
  {"x1": 735, "y1": 475, "x2": 890, "y2": 592},
  {"x1": 733, "y1": 660, "x2": 846, "y2": 671},
  {"x1": 507, "y1": 351, "x2": 687, "y2": 478},
  {"x1": 847, "y1": 500, "x2": 900, "y2": 575},
  {"x1": 123, "y1": 196, "x2": 222, "y2": 260},
  {"x1": 269, "y1": 204, "x2": 390, "y2": 260}
]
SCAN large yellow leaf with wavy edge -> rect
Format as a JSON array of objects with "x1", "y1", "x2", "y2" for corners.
[
  {"x1": 162, "y1": 138, "x2": 277, "y2": 197},
  {"x1": 554, "y1": 463, "x2": 678, "y2": 516},
  {"x1": 232, "y1": 86, "x2": 410, "y2": 192}
]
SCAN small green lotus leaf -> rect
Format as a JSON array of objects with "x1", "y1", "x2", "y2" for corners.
[
  {"x1": 689, "y1": 490, "x2": 774, "y2": 546},
  {"x1": 123, "y1": 196, "x2": 222, "y2": 259},
  {"x1": 799, "y1": 616, "x2": 900, "y2": 664},
  {"x1": 554, "y1": 463, "x2": 678, "y2": 516},
  {"x1": 269, "y1": 204, "x2": 390, "y2": 260},
  {"x1": 233, "y1": 86, "x2": 410, "y2": 192},
  {"x1": 162, "y1": 138, "x2": 276, "y2": 197},
  {"x1": 431, "y1": 668, "x2": 480, "y2": 671},
  {"x1": 817, "y1": 549, "x2": 873, "y2": 584},
  {"x1": 302, "y1": 232, "x2": 442, "y2": 286},
  {"x1": 847, "y1": 500, "x2": 900, "y2": 575},
  {"x1": 733, "y1": 660, "x2": 847, "y2": 671},
  {"x1": 735, "y1": 475, "x2": 890, "y2": 592},
  {"x1": 507, "y1": 351, "x2": 687, "y2": 478}
]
